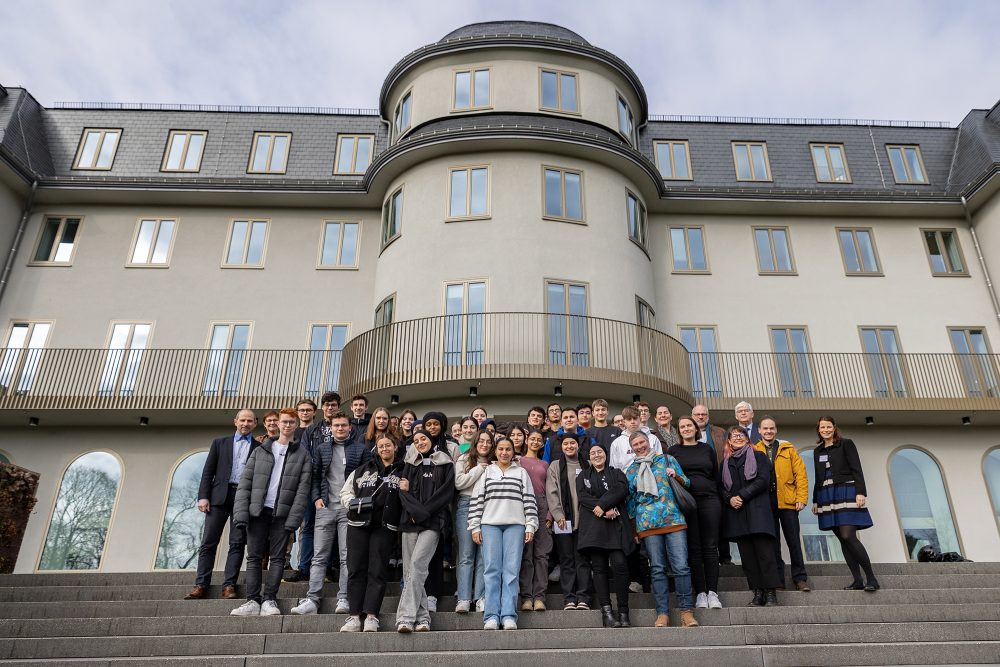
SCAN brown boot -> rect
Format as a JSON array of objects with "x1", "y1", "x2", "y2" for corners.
[
  {"x1": 680, "y1": 609, "x2": 700, "y2": 627},
  {"x1": 222, "y1": 585, "x2": 238, "y2": 599},
  {"x1": 654, "y1": 613, "x2": 669, "y2": 627},
  {"x1": 184, "y1": 585, "x2": 206, "y2": 600}
]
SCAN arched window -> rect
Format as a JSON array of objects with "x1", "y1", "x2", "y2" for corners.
[
  {"x1": 155, "y1": 451, "x2": 208, "y2": 569},
  {"x1": 38, "y1": 451, "x2": 122, "y2": 570},
  {"x1": 889, "y1": 447, "x2": 961, "y2": 560},
  {"x1": 0, "y1": 450, "x2": 11, "y2": 465},
  {"x1": 985, "y1": 447, "x2": 1000, "y2": 532},
  {"x1": 798, "y1": 448, "x2": 843, "y2": 561}
]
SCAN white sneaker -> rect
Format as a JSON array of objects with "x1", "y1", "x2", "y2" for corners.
[
  {"x1": 260, "y1": 600, "x2": 281, "y2": 616},
  {"x1": 475, "y1": 598, "x2": 485, "y2": 612},
  {"x1": 548, "y1": 565, "x2": 561, "y2": 582},
  {"x1": 291, "y1": 598, "x2": 318, "y2": 615},
  {"x1": 484, "y1": 618, "x2": 499, "y2": 630},
  {"x1": 335, "y1": 599, "x2": 350, "y2": 614},
  {"x1": 415, "y1": 621, "x2": 431, "y2": 632},
  {"x1": 426, "y1": 596, "x2": 437, "y2": 612},
  {"x1": 707, "y1": 591, "x2": 723, "y2": 609},
  {"x1": 230, "y1": 600, "x2": 261, "y2": 616},
  {"x1": 340, "y1": 616, "x2": 362, "y2": 632},
  {"x1": 363, "y1": 615, "x2": 380, "y2": 632},
  {"x1": 502, "y1": 618, "x2": 517, "y2": 630},
  {"x1": 629, "y1": 581, "x2": 643, "y2": 593},
  {"x1": 455, "y1": 599, "x2": 471, "y2": 614},
  {"x1": 695, "y1": 592, "x2": 709, "y2": 609}
]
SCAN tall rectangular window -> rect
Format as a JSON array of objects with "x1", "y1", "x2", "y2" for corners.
[
  {"x1": 636, "y1": 298, "x2": 656, "y2": 328},
  {"x1": 540, "y1": 69, "x2": 578, "y2": 113},
  {"x1": 224, "y1": 219, "x2": 268, "y2": 267},
  {"x1": 393, "y1": 91, "x2": 412, "y2": 141},
  {"x1": 810, "y1": 143, "x2": 851, "y2": 183},
  {"x1": 202, "y1": 323, "x2": 250, "y2": 397},
  {"x1": 654, "y1": 140, "x2": 692, "y2": 180},
  {"x1": 837, "y1": 228, "x2": 881, "y2": 275},
  {"x1": 887, "y1": 145, "x2": 928, "y2": 184},
  {"x1": 543, "y1": 166, "x2": 584, "y2": 222},
  {"x1": 922, "y1": 229, "x2": 967, "y2": 275},
  {"x1": 617, "y1": 95, "x2": 635, "y2": 145},
  {"x1": 381, "y1": 188, "x2": 403, "y2": 247},
  {"x1": 680, "y1": 326, "x2": 721, "y2": 398},
  {"x1": 625, "y1": 191, "x2": 647, "y2": 247},
  {"x1": 374, "y1": 295, "x2": 395, "y2": 327},
  {"x1": 753, "y1": 227, "x2": 795, "y2": 274},
  {"x1": 669, "y1": 226, "x2": 708, "y2": 272},
  {"x1": 73, "y1": 129, "x2": 121, "y2": 170},
  {"x1": 0, "y1": 322, "x2": 51, "y2": 395},
  {"x1": 454, "y1": 68, "x2": 491, "y2": 110},
  {"x1": 319, "y1": 221, "x2": 359, "y2": 268},
  {"x1": 546, "y1": 280, "x2": 588, "y2": 366},
  {"x1": 247, "y1": 132, "x2": 291, "y2": 174},
  {"x1": 98, "y1": 323, "x2": 151, "y2": 396},
  {"x1": 334, "y1": 135, "x2": 373, "y2": 174},
  {"x1": 32, "y1": 216, "x2": 81, "y2": 264},
  {"x1": 860, "y1": 327, "x2": 908, "y2": 397},
  {"x1": 129, "y1": 218, "x2": 176, "y2": 266},
  {"x1": 306, "y1": 324, "x2": 349, "y2": 396},
  {"x1": 950, "y1": 327, "x2": 998, "y2": 398},
  {"x1": 161, "y1": 131, "x2": 206, "y2": 172},
  {"x1": 732, "y1": 142, "x2": 771, "y2": 181},
  {"x1": 449, "y1": 166, "x2": 490, "y2": 220},
  {"x1": 769, "y1": 327, "x2": 814, "y2": 397},
  {"x1": 444, "y1": 281, "x2": 486, "y2": 366}
]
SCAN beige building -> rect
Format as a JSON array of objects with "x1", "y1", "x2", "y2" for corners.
[{"x1": 0, "y1": 21, "x2": 998, "y2": 572}]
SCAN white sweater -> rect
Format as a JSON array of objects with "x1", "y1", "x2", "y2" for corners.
[
  {"x1": 467, "y1": 462, "x2": 539, "y2": 534},
  {"x1": 609, "y1": 427, "x2": 662, "y2": 471}
]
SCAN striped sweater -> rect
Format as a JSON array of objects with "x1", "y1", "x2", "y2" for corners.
[{"x1": 467, "y1": 462, "x2": 539, "y2": 534}]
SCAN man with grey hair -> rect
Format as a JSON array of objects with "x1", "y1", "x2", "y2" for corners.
[
  {"x1": 691, "y1": 405, "x2": 727, "y2": 464},
  {"x1": 734, "y1": 401, "x2": 761, "y2": 446}
]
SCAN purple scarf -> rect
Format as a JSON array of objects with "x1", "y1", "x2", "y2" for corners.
[{"x1": 722, "y1": 444, "x2": 757, "y2": 492}]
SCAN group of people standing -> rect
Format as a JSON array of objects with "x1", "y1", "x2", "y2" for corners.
[{"x1": 186, "y1": 393, "x2": 880, "y2": 633}]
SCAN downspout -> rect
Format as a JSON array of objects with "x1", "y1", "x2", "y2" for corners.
[
  {"x1": 961, "y1": 195, "x2": 1000, "y2": 327},
  {"x1": 0, "y1": 179, "x2": 37, "y2": 307}
]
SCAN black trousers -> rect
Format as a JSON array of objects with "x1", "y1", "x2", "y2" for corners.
[
  {"x1": 194, "y1": 484, "x2": 247, "y2": 588},
  {"x1": 687, "y1": 491, "x2": 722, "y2": 594},
  {"x1": 719, "y1": 537, "x2": 733, "y2": 563},
  {"x1": 554, "y1": 532, "x2": 591, "y2": 604},
  {"x1": 581, "y1": 547, "x2": 629, "y2": 610},
  {"x1": 245, "y1": 508, "x2": 291, "y2": 603},
  {"x1": 346, "y1": 523, "x2": 395, "y2": 616},
  {"x1": 735, "y1": 534, "x2": 782, "y2": 591},
  {"x1": 772, "y1": 506, "x2": 807, "y2": 585}
]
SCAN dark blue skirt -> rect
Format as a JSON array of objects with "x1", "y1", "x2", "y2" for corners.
[{"x1": 816, "y1": 480, "x2": 873, "y2": 531}]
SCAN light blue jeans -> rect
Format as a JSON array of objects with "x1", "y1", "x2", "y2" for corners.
[
  {"x1": 644, "y1": 529, "x2": 694, "y2": 613},
  {"x1": 455, "y1": 496, "x2": 485, "y2": 602},
  {"x1": 481, "y1": 524, "x2": 525, "y2": 624}
]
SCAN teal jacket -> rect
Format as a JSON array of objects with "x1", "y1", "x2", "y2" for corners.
[{"x1": 625, "y1": 454, "x2": 689, "y2": 534}]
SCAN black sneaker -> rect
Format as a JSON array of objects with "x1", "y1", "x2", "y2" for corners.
[{"x1": 283, "y1": 569, "x2": 308, "y2": 583}]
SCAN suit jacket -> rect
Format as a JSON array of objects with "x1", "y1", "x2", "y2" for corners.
[
  {"x1": 199, "y1": 435, "x2": 259, "y2": 506},
  {"x1": 812, "y1": 438, "x2": 867, "y2": 502},
  {"x1": 738, "y1": 422, "x2": 762, "y2": 448},
  {"x1": 702, "y1": 424, "x2": 728, "y2": 465}
]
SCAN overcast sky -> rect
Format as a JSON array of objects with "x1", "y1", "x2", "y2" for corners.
[{"x1": 2, "y1": 0, "x2": 997, "y2": 124}]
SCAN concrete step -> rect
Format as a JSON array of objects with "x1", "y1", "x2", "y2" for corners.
[
  {"x1": 2, "y1": 623, "x2": 999, "y2": 660},
  {"x1": 2, "y1": 603, "x2": 999, "y2": 638},
  {"x1": 4, "y1": 587, "x2": 1000, "y2": 620}
]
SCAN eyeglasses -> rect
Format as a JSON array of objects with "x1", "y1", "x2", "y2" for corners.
[{"x1": 729, "y1": 433, "x2": 748, "y2": 440}]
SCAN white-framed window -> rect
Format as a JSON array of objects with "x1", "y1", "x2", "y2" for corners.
[
  {"x1": 161, "y1": 131, "x2": 207, "y2": 172},
  {"x1": 626, "y1": 191, "x2": 647, "y2": 248},
  {"x1": 319, "y1": 221, "x2": 360, "y2": 268},
  {"x1": 669, "y1": 226, "x2": 708, "y2": 272},
  {"x1": 654, "y1": 140, "x2": 692, "y2": 180},
  {"x1": 543, "y1": 166, "x2": 584, "y2": 222},
  {"x1": 154, "y1": 451, "x2": 210, "y2": 570},
  {"x1": 247, "y1": 132, "x2": 291, "y2": 174},
  {"x1": 753, "y1": 226, "x2": 796, "y2": 274},
  {"x1": 381, "y1": 188, "x2": 403, "y2": 248},
  {"x1": 334, "y1": 135, "x2": 373, "y2": 175},
  {"x1": 810, "y1": 143, "x2": 851, "y2": 183},
  {"x1": 128, "y1": 218, "x2": 176, "y2": 266},
  {"x1": 306, "y1": 324, "x2": 350, "y2": 396},
  {"x1": 444, "y1": 281, "x2": 487, "y2": 366},
  {"x1": 732, "y1": 141, "x2": 772, "y2": 181},
  {"x1": 837, "y1": 227, "x2": 880, "y2": 275},
  {"x1": 73, "y1": 129, "x2": 121, "y2": 170},
  {"x1": 540, "y1": 68, "x2": 579, "y2": 113},
  {"x1": 887, "y1": 145, "x2": 928, "y2": 184},
  {"x1": 453, "y1": 68, "x2": 491, "y2": 111},
  {"x1": 97, "y1": 322, "x2": 152, "y2": 397},
  {"x1": 31, "y1": 216, "x2": 82, "y2": 265},
  {"x1": 224, "y1": 219, "x2": 269, "y2": 267},
  {"x1": 0, "y1": 321, "x2": 52, "y2": 395},
  {"x1": 449, "y1": 166, "x2": 490, "y2": 220},
  {"x1": 202, "y1": 323, "x2": 251, "y2": 397}
]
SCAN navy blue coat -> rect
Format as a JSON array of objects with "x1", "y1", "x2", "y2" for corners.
[{"x1": 311, "y1": 427, "x2": 371, "y2": 505}]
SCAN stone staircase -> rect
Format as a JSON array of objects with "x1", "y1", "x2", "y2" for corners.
[{"x1": 1, "y1": 562, "x2": 999, "y2": 666}]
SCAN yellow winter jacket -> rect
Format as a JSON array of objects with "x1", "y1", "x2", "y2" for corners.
[{"x1": 753, "y1": 440, "x2": 808, "y2": 509}]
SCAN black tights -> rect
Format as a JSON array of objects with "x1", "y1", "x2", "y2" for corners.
[{"x1": 834, "y1": 526, "x2": 875, "y2": 583}]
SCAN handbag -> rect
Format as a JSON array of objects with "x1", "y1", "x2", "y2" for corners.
[
  {"x1": 667, "y1": 475, "x2": 697, "y2": 516},
  {"x1": 349, "y1": 496, "x2": 374, "y2": 515}
]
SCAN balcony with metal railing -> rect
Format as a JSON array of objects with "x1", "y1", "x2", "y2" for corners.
[{"x1": 0, "y1": 313, "x2": 998, "y2": 420}]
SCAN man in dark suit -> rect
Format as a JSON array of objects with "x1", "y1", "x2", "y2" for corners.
[
  {"x1": 185, "y1": 409, "x2": 258, "y2": 600},
  {"x1": 735, "y1": 401, "x2": 761, "y2": 446}
]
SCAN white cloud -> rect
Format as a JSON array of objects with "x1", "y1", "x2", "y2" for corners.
[{"x1": 1, "y1": 0, "x2": 996, "y2": 123}]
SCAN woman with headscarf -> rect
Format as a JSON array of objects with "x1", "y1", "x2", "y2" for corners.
[
  {"x1": 545, "y1": 432, "x2": 591, "y2": 610},
  {"x1": 416, "y1": 411, "x2": 458, "y2": 612}
]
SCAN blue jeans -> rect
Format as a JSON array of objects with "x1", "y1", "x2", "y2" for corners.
[
  {"x1": 481, "y1": 524, "x2": 525, "y2": 624},
  {"x1": 455, "y1": 496, "x2": 485, "y2": 602},
  {"x1": 297, "y1": 501, "x2": 316, "y2": 572},
  {"x1": 644, "y1": 530, "x2": 694, "y2": 613}
]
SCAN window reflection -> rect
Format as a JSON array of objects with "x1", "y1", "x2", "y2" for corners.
[
  {"x1": 798, "y1": 448, "x2": 844, "y2": 561},
  {"x1": 983, "y1": 448, "x2": 1000, "y2": 532},
  {"x1": 890, "y1": 448, "x2": 961, "y2": 560},
  {"x1": 155, "y1": 451, "x2": 209, "y2": 569}
]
